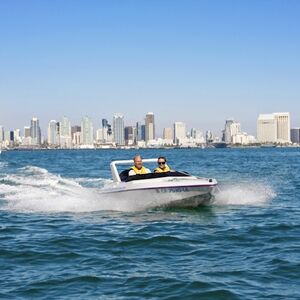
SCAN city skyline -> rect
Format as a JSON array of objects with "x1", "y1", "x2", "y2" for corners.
[
  {"x1": 0, "y1": 111, "x2": 298, "y2": 149},
  {"x1": 1, "y1": 1, "x2": 300, "y2": 134}
]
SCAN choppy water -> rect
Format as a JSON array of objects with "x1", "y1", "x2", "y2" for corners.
[{"x1": 0, "y1": 148, "x2": 299, "y2": 299}]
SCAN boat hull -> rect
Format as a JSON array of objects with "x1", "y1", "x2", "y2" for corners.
[{"x1": 102, "y1": 180, "x2": 217, "y2": 209}]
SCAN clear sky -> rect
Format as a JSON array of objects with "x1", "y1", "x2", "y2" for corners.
[{"x1": 0, "y1": 0, "x2": 299, "y2": 136}]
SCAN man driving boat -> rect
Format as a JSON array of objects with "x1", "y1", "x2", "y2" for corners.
[
  {"x1": 128, "y1": 155, "x2": 151, "y2": 176},
  {"x1": 154, "y1": 156, "x2": 172, "y2": 173}
]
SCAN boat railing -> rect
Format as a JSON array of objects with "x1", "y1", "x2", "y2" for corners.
[{"x1": 110, "y1": 158, "x2": 158, "y2": 182}]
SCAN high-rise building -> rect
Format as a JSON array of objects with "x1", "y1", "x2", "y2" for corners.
[
  {"x1": 291, "y1": 128, "x2": 300, "y2": 144},
  {"x1": 71, "y1": 125, "x2": 81, "y2": 142},
  {"x1": 257, "y1": 113, "x2": 290, "y2": 143},
  {"x1": 97, "y1": 119, "x2": 112, "y2": 143},
  {"x1": 4, "y1": 131, "x2": 12, "y2": 142},
  {"x1": 60, "y1": 116, "x2": 72, "y2": 148},
  {"x1": 30, "y1": 117, "x2": 41, "y2": 145},
  {"x1": 224, "y1": 119, "x2": 234, "y2": 143},
  {"x1": 206, "y1": 130, "x2": 214, "y2": 143},
  {"x1": 141, "y1": 125, "x2": 146, "y2": 141},
  {"x1": 174, "y1": 122, "x2": 186, "y2": 144},
  {"x1": 48, "y1": 120, "x2": 60, "y2": 146},
  {"x1": 257, "y1": 114, "x2": 277, "y2": 143},
  {"x1": 24, "y1": 126, "x2": 31, "y2": 138},
  {"x1": 125, "y1": 126, "x2": 135, "y2": 145},
  {"x1": 81, "y1": 116, "x2": 94, "y2": 146},
  {"x1": 223, "y1": 119, "x2": 241, "y2": 144},
  {"x1": 163, "y1": 127, "x2": 173, "y2": 140},
  {"x1": 135, "y1": 122, "x2": 144, "y2": 142},
  {"x1": 14, "y1": 129, "x2": 21, "y2": 144},
  {"x1": 145, "y1": 112, "x2": 155, "y2": 142},
  {"x1": 274, "y1": 112, "x2": 290, "y2": 143},
  {"x1": 113, "y1": 113, "x2": 125, "y2": 146}
]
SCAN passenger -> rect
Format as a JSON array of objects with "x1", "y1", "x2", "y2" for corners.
[
  {"x1": 154, "y1": 156, "x2": 171, "y2": 173},
  {"x1": 128, "y1": 155, "x2": 151, "y2": 176}
]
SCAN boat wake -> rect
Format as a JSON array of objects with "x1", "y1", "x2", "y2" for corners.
[{"x1": 0, "y1": 166, "x2": 276, "y2": 213}]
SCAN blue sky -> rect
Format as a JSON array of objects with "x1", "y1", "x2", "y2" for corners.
[{"x1": 0, "y1": 0, "x2": 299, "y2": 136}]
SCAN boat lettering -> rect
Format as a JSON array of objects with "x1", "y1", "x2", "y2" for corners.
[{"x1": 156, "y1": 187, "x2": 189, "y2": 193}]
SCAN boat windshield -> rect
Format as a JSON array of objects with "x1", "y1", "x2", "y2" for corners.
[{"x1": 119, "y1": 171, "x2": 190, "y2": 182}]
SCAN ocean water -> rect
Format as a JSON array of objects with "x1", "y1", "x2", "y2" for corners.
[{"x1": 0, "y1": 148, "x2": 299, "y2": 299}]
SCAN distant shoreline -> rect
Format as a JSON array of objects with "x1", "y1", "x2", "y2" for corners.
[{"x1": 1, "y1": 145, "x2": 299, "y2": 152}]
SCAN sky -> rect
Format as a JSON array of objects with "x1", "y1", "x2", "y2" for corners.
[{"x1": 0, "y1": 0, "x2": 300, "y2": 137}]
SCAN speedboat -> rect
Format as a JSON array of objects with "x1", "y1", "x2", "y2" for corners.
[{"x1": 102, "y1": 159, "x2": 218, "y2": 208}]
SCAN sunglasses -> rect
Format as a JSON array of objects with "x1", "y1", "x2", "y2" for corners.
[{"x1": 158, "y1": 161, "x2": 166, "y2": 165}]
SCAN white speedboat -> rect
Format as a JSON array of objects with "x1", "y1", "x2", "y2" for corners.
[{"x1": 102, "y1": 159, "x2": 218, "y2": 208}]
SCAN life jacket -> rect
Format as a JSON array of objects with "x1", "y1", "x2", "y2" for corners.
[
  {"x1": 154, "y1": 165, "x2": 171, "y2": 173},
  {"x1": 131, "y1": 166, "x2": 148, "y2": 175}
]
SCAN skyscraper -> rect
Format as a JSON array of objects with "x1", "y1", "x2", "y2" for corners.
[
  {"x1": 30, "y1": 117, "x2": 41, "y2": 145},
  {"x1": 113, "y1": 113, "x2": 125, "y2": 146},
  {"x1": 48, "y1": 120, "x2": 60, "y2": 146},
  {"x1": 274, "y1": 112, "x2": 290, "y2": 143},
  {"x1": 81, "y1": 116, "x2": 94, "y2": 146},
  {"x1": 135, "y1": 122, "x2": 143, "y2": 142},
  {"x1": 125, "y1": 126, "x2": 135, "y2": 145},
  {"x1": 163, "y1": 127, "x2": 173, "y2": 140},
  {"x1": 141, "y1": 125, "x2": 146, "y2": 141},
  {"x1": 291, "y1": 128, "x2": 300, "y2": 144},
  {"x1": 145, "y1": 112, "x2": 155, "y2": 142},
  {"x1": 224, "y1": 119, "x2": 234, "y2": 144},
  {"x1": 24, "y1": 126, "x2": 31, "y2": 138},
  {"x1": 60, "y1": 116, "x2": 72, "y2": 148},
  {"x1": 174, "y1": 122, "x2": 186, "y2": 144},
  {"x1": 257, "y1": 113, "x2": 290, "y2": 143}
]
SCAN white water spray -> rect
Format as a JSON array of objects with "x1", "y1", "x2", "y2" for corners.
[{"x1": 0, "y1": 166, "x2": 276, "y2": 213}]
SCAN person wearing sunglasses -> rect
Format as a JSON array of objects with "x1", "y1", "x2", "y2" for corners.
[{"x1": 154, "y1": 156, "x2": 171, "y2": 173}]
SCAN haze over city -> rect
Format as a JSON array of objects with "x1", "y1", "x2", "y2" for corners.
[{"x1": 1, "y1": 0, "x2": 300, "y2": 134}]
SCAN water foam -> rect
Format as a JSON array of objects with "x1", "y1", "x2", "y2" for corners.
[
  {"x1": 0, "y1": 166, "x2": 276, "y2": 213},
  {"x1": 213, "y1": 183, "x2": 276, "y2": 206}
]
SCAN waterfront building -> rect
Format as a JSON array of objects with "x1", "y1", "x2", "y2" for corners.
[
  {"x1": 14, "y1": 129, "x2": 21, "y2": 144},
  {"x1": 191, "y1": 128, "x2": 205, "y2": 144},
  {"x1": 291, "y1": 128, "x2": 300, "y2": 144},
  {"x1": 174, "y1": 122, "x2": 186, "y2": 145},
  {"x1": 223, "y1": 119, "x2": 241, "y2": 144},
  {"x1": 48, "y1": 120, "x2": 60, "y2": 146},
  {"x1": 141, "y1": 125, "x2": 146, "y2": 141},
  {"x1": 73, "y1": 132, "x2": 81, "y2": 146},
  {"x1": 113, "y1": 113, "x2": 125, "y2": 146},
  {"x1": 30, "y1": 117, "x2": 41, "y2": 145},
  {"x1": 163, "y1": 127, "x2": 173, "y2": 140},
  {"x1": 4, "y1": 131, "x2": 12, "y2": 142},
  {"x1": 232, "y1": 132, "x2": 255, "y2": 145},
  {"x1": 224, "y1": 119, "x2": 234, "y2": 143},
  {"x1": 24, "y1": 126, "x2": 31, "y2": 138},
  {"x1": 206, "y1": 130, "x2": 214, "y2": 143},
  {"x1": 81, "y1": 116, "x2": 94, "y2": 146},
  {"x1": 274, "y1": 112, "x2": 290, "y2": 143},
  {"x1": 60, "y1": 116, "x2": 72, "y2": 148},
  {"x1": 135, "y1": 122, "x2": 144, "y2": 142},
  {"x1": 125, "y1": 126, "x2": 135, "y2": 145},
  {"x1": 96, "y1": 119, "x2": 113, "y2": 144},
  {"x1": 145, "y1": 112, "x2": 155, "y2": 142},
  {"x1": 257, "y1": 112, "x2": 290, "y2": 143}
]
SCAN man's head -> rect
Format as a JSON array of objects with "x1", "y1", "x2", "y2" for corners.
[
  {"x1": 133, "y1": 155, "x2": 143, "y2": 170},
  {"x1": 157, "y1": 156, "x2": 167, "y2": 169}
]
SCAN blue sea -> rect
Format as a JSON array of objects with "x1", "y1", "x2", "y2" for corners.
[{"x1": 0, "y1": 148, "x2": 299, "y2": 299}]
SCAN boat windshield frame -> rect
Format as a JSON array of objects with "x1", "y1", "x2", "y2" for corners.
[
  {"x1": 110, "y1": 158, "x2": 190, "y2": 182},
  {"x1": 122, "y1": 171, "x2": 191, "y2": 182}
]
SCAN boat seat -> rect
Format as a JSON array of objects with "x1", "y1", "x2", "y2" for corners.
[{"x1": 119, "y1": 169, "x2": 130, "y2": 182}]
